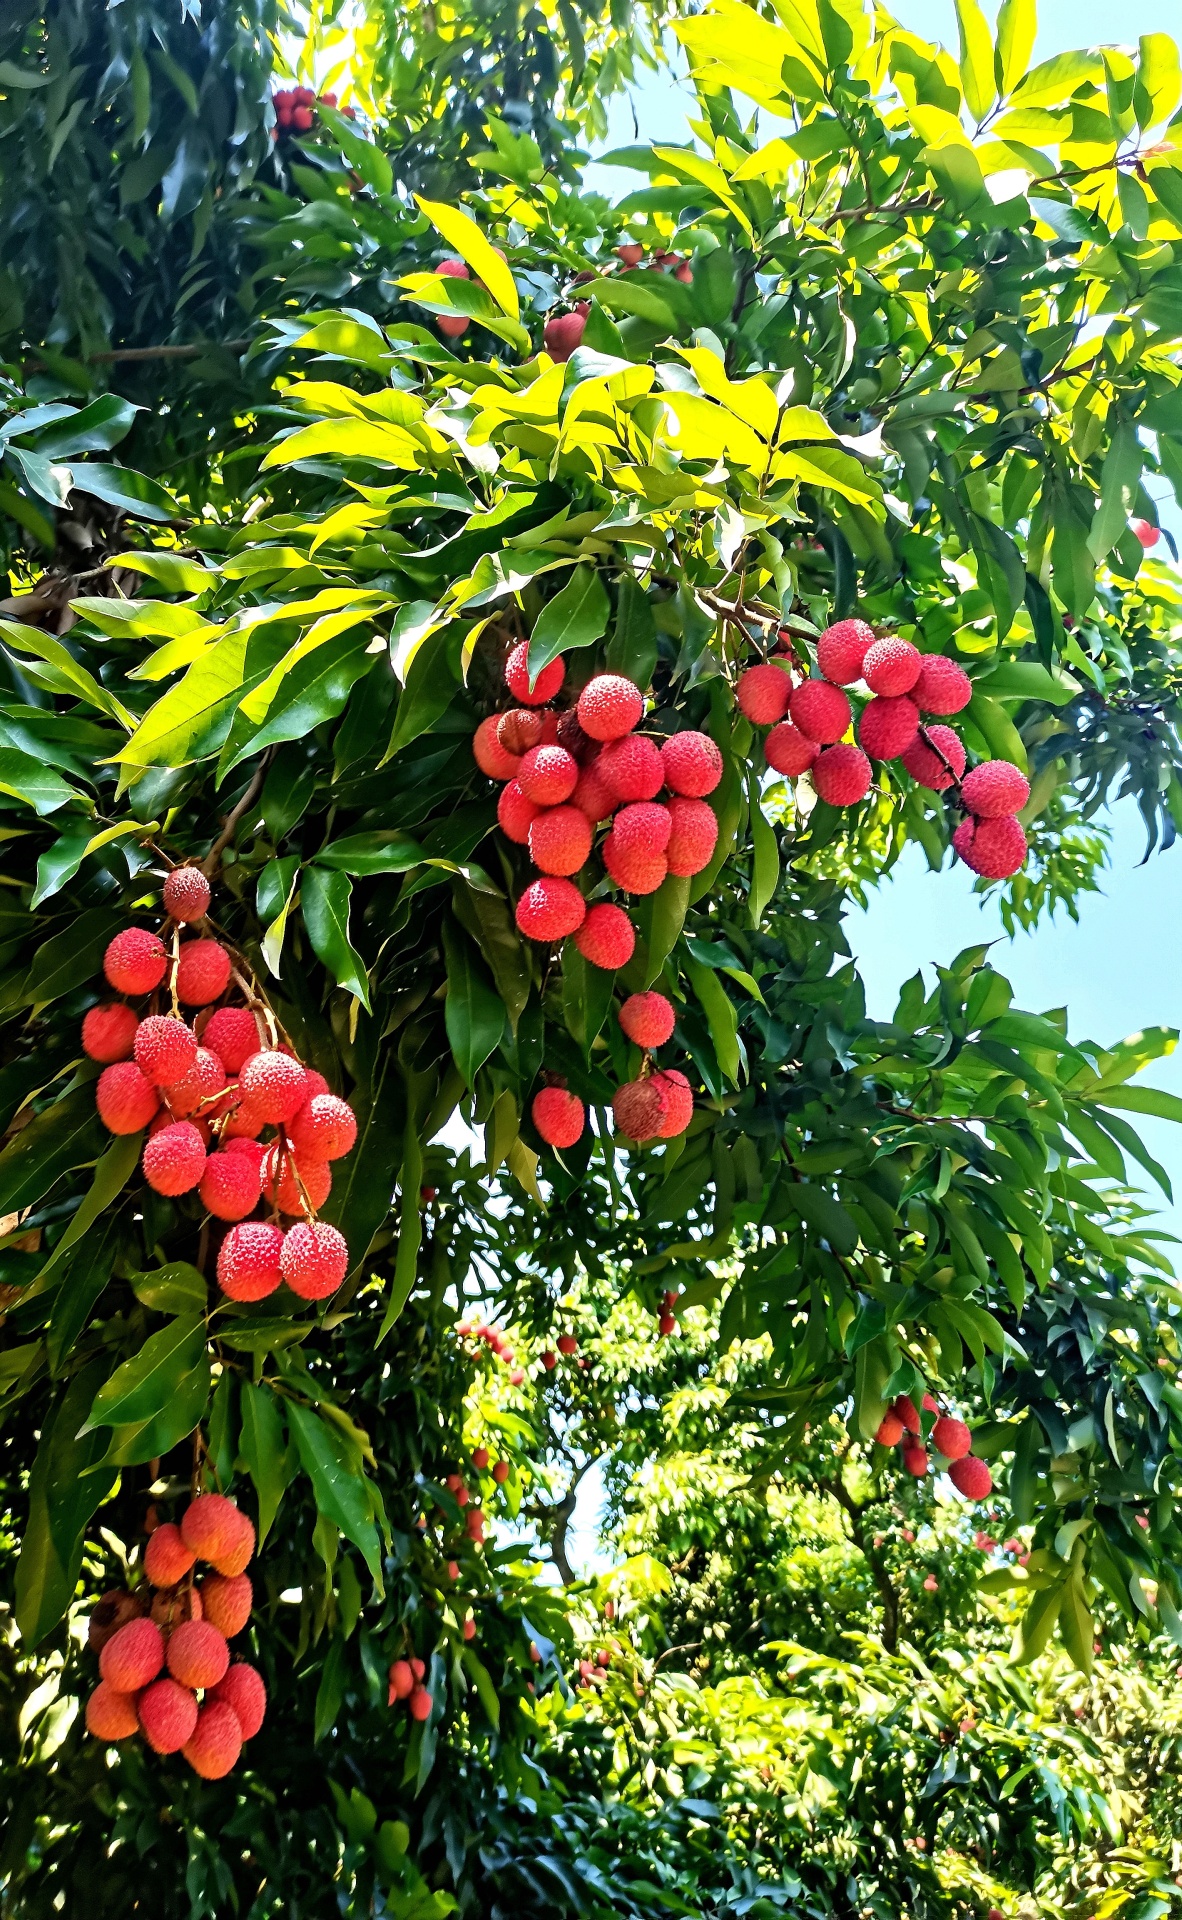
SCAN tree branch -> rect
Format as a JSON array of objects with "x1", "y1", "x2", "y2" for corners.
[{"x1": 817, "y1": 1471, "x2": 901, "y2": 1653}]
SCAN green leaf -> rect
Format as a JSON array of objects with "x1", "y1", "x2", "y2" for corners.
[
  {"x1": 955, "y1": 0, "x2": 996, "y2": 119},
  {"x1": 131, "y1": 1262, "x2": 208, "y2": 1315},
  {"x1": 1, "y1": 618, "x2": 137, "y2": 726},
  {"x1": 111, "y1": 549, "x2": 220, "y2": 594},
  {"x1": 642, "y1": 873, "x2": 691, "y2": 988},
  {"x1": 1012, "y1": 1578, "x2": 1065, "y2": 1662},
  {"x1": 995, "y1": 0, "x2": 1036, "y2": 96},
  {"x1": 965, "y1": 691, "x2": 1029, "y2": 774},
  {"x1": 685, "y1": 958, "x2": 741, "y2": 1086},
  {"x1": 286, "y1": 1399, "x2": 384, "y2": 1590},
  {"x1": 81, "y1": 1313, "x2": 207, "y2": 1433},
  {"x1": 22, "y1": 907, "x2": 121, "y2": 1007},
  {"x1": 562, "y1": 943, "x2": 614, "y2": 1054},
  {"x1": 461, "y1": 1645, "x2": 502, "y2": 1728},
  {"x1": 1095, "y1": 1084, "x2": 1182, "y2": 1125},
  {"x1": 0, "y1": 1082, "x2": 106, "y2": 1217},
  {"x1": 14, "y1": 1363, "x2": 118, "y2": 1645},
  {"x1": 240, "y1": 1381, "x2": 292, "y2": 1545},
  {"x1": 99, "y1": 1357, "x2": 211, "y2": 1466},
  {"x1": 45, "y1": 1223, "x2": 118, "y2": 1377},
  {"x1": 451, "y1": 878, "x2": 530, "y2": 1036},
  {"x1": 320, "y1": 1062, "x2": 406, "y2": 1277},
  {"x1": 315, "y1": 1633, "x2": 349, "y2": 1742},
  {"x1": 32, "y1": 1133, "x2": 140, "y2": 1298},
  {"x1": 24, "y1": 395, "x2": 140, "y2": 460},
  {"x1": 228, "y1": 631, "x2": 373, "y2": 769},
  {"x1": 747, "y1": 771, "x2": 779, "y2": 926},
  {"x1": 302, "y1": 865, "x2": 372, "y2": 1010},
  {"x1": 314, "y1": 832, "x2": 425, "y2": 876},
  {"x1": 1133, "y1": 33, "x2": 1181, "y2": 129},
  {"x1": 414, "y1": 196, "x2": 519, "y2": 320},
  {"x1": 0, "y1": 747, "x2": 77, "y2": 816},
  {"x1": 1088, "y1": 413, "x2": 1141, "y2": 561},
  {"x1": 70, "y1": 462, "x2": 178, "y2": 522},
  {"x1": 441, "y1": 914, "x2": 506, "y2": 1087},
  {"x1": 525, "y1": 565, "x2": 610, "y2": 681},
  {"x1": 605, "y1": 575, "x2": 658, "y2": 688},
  {"x1": 31, "y1": 822, "x2": 93, "y2": 909}
]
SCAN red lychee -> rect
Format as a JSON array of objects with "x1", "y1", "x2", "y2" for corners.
[
  {"x1": 952, "y1": 815, "x2": 1027, "y2": 879},
  {"x1": 505, "y1": 641, "x2": 564, "y2": 706},
  {"x1": 104, "y1": 927, "x2": 167, "y2": 996},
  {"x1": 658, "y1": 1312, "x2": 676, "y2": 1336},
  {"x1": 863, "y1": 636, "x2": 921, "y2": 697},
  {"x1": 497, "y1": 779, "x2": 539, "y2": 844},
  {"x1": 516, "y1": 876, "x2": 586, "y2": 940},
  {"x1": 532, "y1": 1086, "x2": 585, "y2": 1149},
  {"x1": 167, "y1": 1618, "x2": 230, "y2": 1690},
  {"x1": 1131, "y1": 516, "x2": 1160, "y2": 548},
  {"x1": 163, "y1": 866, "x2": 212, "y2": 923},
  {"x1": 281, "y1": 1220, "x2": 349, "y2": 1298},
  {"x1": 902, "y1": 1443, "x2": 929, "y2": 1477},
  {"x1": 473, "y1": 713, "x2": 521, "y2": 780},
  {"x1": 736, "y1": 664, "x2": 791, "y2": 725},
  {"x1": 202, "y1": 1006, "x2": 261, "y2": 1075},
  {"x1": 611, "y1": 800, "x2": 672, "y2": 857},
  {"x1": 82, "y1": 1003, "x2": 139, "y2": 1064},
  {"x1": 142, "y1": 1120, "x2": 207, "y2": 1196},
  {"x1": 790, "y1": 680, "x2": 851, "y2": 744},
  {"x1": 543, "y1": 308, "x2": 588, "y2": 361},
  {"x1": 208, "y1": 1660, "x2": 266, "y2": 1739},
  {"x1": 893, "y1": 1395, "x2": 920, "y2": 1434},
  {"x1": 200, "y1": 1150, "x2": 262, "y2": 1222},
  {"x1": 661, "y1": 731, "x2": 722, "y2": 797},
  {"x1": 619, "y1": 992, "x2": 675, "y2": 1049},
  {"x1": 949, "y1": 1455, "x2": 993, "y2": 1501},
  {"x1": 409, "y1": 1685, "x2": 433, "y2": 1721},
  {"x1": 651, "y1": 1068, "x2": 693, "y2": 1138},
  {"x1": 138, "y1": 1676, "x2": 199, "y2": 1754},
  {"x1": 134, "y1": 1014, "x2": 198, "y2": 1088},
  {"x1": 182, "y1": 1494, "x2": 255, "y2": 1577},
  {"x1": 261, "y1": 1143, "x2": 332, "y2": 1216},
  {"x1": 289, "y1": 1093, "x2": 357, "y2": 1162},
  {"x1": 913, "y1": 654, "x2": 972, "y2": 715},
  {"x1": 817, "y1": 617, "x2": 875, "y2": 685},
  {"x1": 184, "y1": 1700, "x2": 243, "y2": 1778},
  {"x1": 388, "y1": 1658, "x2": 414, "y2": 1701},
  {"x1": 100, "y1": 1616, "x2": 165, "y2": 1692},
  {"x1": 960, "y1": 760, "x2": 1030, "y2": 818},
  {"x1": 217, "y1": 1220, "x2": 284, "y2": 1300},
  {"x1": 492, "y1": 1462, "x2": 509, "y2": 1485},
  {"x1": 765, "y1": 722, "x2": 817, "y2": 777},
  {"x1": 198, "y1": 1573, "x2": 252, "y2": 1639},
  {"x1": 144, "y1": 1521, "x2": 197, "y2": 1589},
  {"x1": 900, "y1": 725, "x2": 966, "y2": 791},
  {"x1": 812, "y1": 744, "x2": 872, "y2": 806},
  {"x1": 165, "y1": 1046, "x2": 227, "y2": 1118},
  {"x1": 175, "y1": 938, "x2": 232, "y2": 1007},
  {"x1": 86, "y1": 1681, "x2": 140, "y2": 1742},
  {"x1": 529, "y1": 804, "x2": 593, "y2": 876},
  {"x1": 577, "y1": 674, "x2": 644, "y2": 742},
  {"x1": 932, "y1": 1415, "x2": 971, "y2": 1461},
  {"x1": 859, "y1": 695, "x2": 918, "y2": 761},
  {"x1": 574, "y1": 902, "x2": 634, "y2": 970},
  {"x1": 665, "y1": 797, "x2": 718, "y2": 876},
  {"x1": 602, "y1": 833, "x2": 667, "y2": 895},
  {"x1": 240, "y1": 1049, "x2": 308, "y2": 1123},
  {"x1": 875, "y1": 1412, "x2": 905, "y2": 1446},
  {"x1": 516, "y1": 743, "x2": 579, "y2": 806},
  {"x1": 612, "y1": 1077, "x2": 667, "y2": 1142},
  {"x1": 571, "y1": 759, "x2": 617, "y2": 824},
  {"x1": 221, "y1": 1092, "x2": 266, "y2": 1140},
  {"x1": 598, "y1": 733, "x2": 664, "y2": 802}
]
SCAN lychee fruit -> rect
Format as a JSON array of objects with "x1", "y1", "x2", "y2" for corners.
[
  {"x1": 619, "y1": 992, "x2": 675, "y2": 1049},
  {"x1": 165, "y1": 1046, "x2": 228, "y2": 1118},
  {"x1": 602, "y1": 833, "x2": 667, "y2": 895},
  {"x1": 556, "y1": 1333, "x2": 578, "y2": 1355},
  {"x1": 261, "y1": 1143, "x2": 332, "y2": 1216},
  {"x1": 85, "y1": 1681, "x2": 140, "y2": 1742},
  {"x1": 665, "y1": 797, "x2": 718, "y2": 876},
  {"x1": 144, "y1": 1521, "x2": 197, "y2": 1588},
  {"x1": 574, "y1": 902, "x2": 635, "y2": 970},
  {"x1": 82, "y1": 1003, "x2": 139, "y2": 1064},
  {"x1": 516, "y1": 743, "x2": 579, "y2": 806},
  {"x1": 875, "y1": 1412, "x2": 905, "y2": 1446},
  {"x1": 175, "y1": 938, "x2": 232, "y2": 1007},
  {"x1": 931, "y1": 1415, "x2": 972, "y2": 1461},
  {"x1": 100, "y1": 1616, "x2": 165, "y2": 1692},
  {"x1": 949, "y1": 1455, "x2": 993, "y2": 1501},
  {"x1": 492, "y1": 1462, "x2": 509, "y2": 1485},
  {"x1": 388, "y1": 1658, "x2": 414, "y2": 1701},
  {"x1": 497, "y1": 779, "x2": 539, "y2": 844},
  {"x1": 651, "y1": 1067, "x2": 693, "y2": 1138},
  {"x1": 893, "y1": 1395, "x2": 920, "y2": 1434},
  {"x1": 1131, "y1": 516, "x2": 1160, "y2": 548},
  {"x1": 289, "y1": 1093, "x2": 357, "y2": 1162},
  {"x1": 555, "y1": 709, "x2": 594, "y2": 762},
  {"x1": 134, "y1": 1014, "x2": 198, "y2": 1087},
  {"x1": 544, "y1": 308, "x2": 587, "y2": 360},
  {"x1": 902, "y1": 1443, "x2": 929, "y2": 1477},
  {"x1": 516, "y1": 876, "x2": 586, "y2": 941},
  {"x1": 142, "y1": 1120, "x2": 207, "y2": 1196},
  {"x1": 571, "y1": 759, "x2": 617, "y2": 824},
  {"x1": 736, "y1": 663, "x2": 791, "y2": 724},
  {"x1": 198, "y1": 1573, "x2": 253, "y2": 1639},
  {"x1": 138, "y1": 1676, "x2": 199, "y2": 1754},
  {"x1": 598, "y1": 733, "x2": 664, "y2": 802},
  {"x1": 409, "y1": 1685, "x2": 433, "y2": 1721},
  {"x1": 529, "y1": 804, "x2": 593, "y2": 876},
  {"x1": 863, "y1": 636, "x2": 921, "y2": 696},
  {"x1": 817, "y1": 617, "x2": 875, "y2": 685},
  {"x1": 473, "y1": 713, "x2": 521, "y2": 780},
  {"x1": 166, "y1": 1618, "x2": 230, "y2": 1691},
  {"x1": 532, "y1": 1086, "x2": 585, "y2": 1149},
  {"x1": 859, "y1": 695, "x2": 918, "y2": 761},
  {"x1": 472, "y1": 1447, "x2": 489, "y2": 1470},
  {"x1": 207, "y1": 1661, "x2": 266, "y2": 1739},
  {"x1": 88, "y1": 1589, "x2": 146, "y2": 1651},
  {"x1": 812, "y1": 744, "x2": 872, "y2": 806},
  {"x1": 612, "y1": 1077, "x2": 667, "y2": 1142},
  {"x1": 200, "y1": 1150, "x2": 262, "y2": 1222},
  {"x1": 221, "y1": 1092, "x2": 266, "y2": 1140},
  {"x1": 182, "y1": 1494, "x2": 255, "y2": 1577},
  {"x1": 765, "y1": 722, "x2": 817, "y2": 777},
  {"x1": 900, "y1": 725, "x2": 966, "y2": 791},
  {"x1": 960, "y1": 760, "x2": 1030, "y2": 818},
  {"x1": 505, "y1": 641, "x2": 564, "y2": 707},
  {"x1": 202, "y1": 1007, "x2": 260, "y2": 1075},
  {"x1": 217, "y1": 1220, "x2": 284, "y2": 1300},
  {"x1": 577, "y1": 674, "x2": 644, "y2": 741},
  {"x1": 281, "y1": 1220, "x2": 349, "y2": 1298},
  {"x1": 790, "y1": 680, "x2": 851, "y2": 744},
  {"x1": 611, "y1": 800, "x2": 672, "y2": 857},
  {"x1": 183, "y1": 1700, "x2": 243, "y2": 1778},
  {"x1": 661, "y1": 731, "x2": 722, "y2": 797},
  {"x1": 497, "y1": 708, "x2": 545, "y2": 757},
  {"x1": 224, "y1": 1136, "x2": 267, "y2": 1168},
  {"x1": 913, "y1": 653, "x2": 972, "y2": 714},
  {"x1": 150, "y1": 1584, "x2": 202, "y2": 1632},
  {"x1": 163, "y1": 866, "x2": 212, "y2": 923},
  {"x1": 104, "y1": 927, "x2": 167, "y2": 996},
  {"x1": 952, "y1": 815, "x2": 1027, "y2": 879},
  {"x1": 240, "y1": 1049, "x2": 308, "y2": 1123}
]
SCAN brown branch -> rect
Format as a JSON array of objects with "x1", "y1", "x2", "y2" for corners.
[
  {"x1": 22, "y1": 341, "x2": 250, "y2": 371},
  {"x1": 818, "y1": 1471, "x2": 901, "y2": 1652},
  {"x1": 201, "y1": 755, "x2": 273, "y2": 878}
]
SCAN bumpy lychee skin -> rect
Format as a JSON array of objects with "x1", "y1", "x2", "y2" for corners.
[
  {"x1": 532, "y1": 1086, "x2": 585, "y2": 1149},
  {"x1": 504, "y1": 640, "x2": 564, "y2": 707},
  {"x1": 497, "y1": 708, "x2": 544, "y2": 757},
  {"x1": 497, "y1": 779, "x2": 539, "y2": 844},
  {"x1": 662, "y1": 730, "x2": 722, "y2": 797},
  {"x1": 104, "y1": 927, "x2": 167, "y2": 996},
  {"x1": 875, "y1": 1411, "x2": 905, "y2": 1446},
  {"x1": 602, "y1": 833, "x2": 667, "y2": 895},
  {"x1": 82, "y1": 1002, "x2": 139, "y2": 1064},
  {"x1": 182, "y1": 1494, "x2": 255, "y2": 1578},
  {"x1": 900, "y1": 725, "x2": 966, "y2": 792},
  {"x1": 184, "y1": 1700, "x2": 243, "y2": 1778},
  {"x1": 240, "y1": 1049, "x2": 308, "y2": 1124},
  {"x1": 893, "y1": 1395, "x2": 920, "y2": 1434},
  {"x1": 528, "y1": 804, "x2": 593, "y2": 877},
  {"x1": 949, "y1": 1454, "x2": 993, "y2": 1501},
  {"x1": 599, "y1": 733, "x2": 664, "y2": 802},
  {"x1": 952, "y1": 814, "x2": 1027, "y2": 879},
  {"x1": 163, "y1": 865, "x2": 212, "y2": 923},
  {"x1": 863, "y1": 636, "x2": 921, "y2": 697},
  {"x1": 736, "y1": 663, "x2": 791, "y2": 725},
  {"x1": 199, "y1": 1573, "x2": 253, "y2": 1640},
  {"x1": 281, "y1": 1220, "x2": 349, "y2": 1299},
  {"x1": 139, "y1": 1677, "x2": 199, "y2": 1754},
  {"x1": 817, "y1": 617, "x2": 875, "y2": 685},
  {"x1": 100, "y1": 1616, "x2": 165, "y2": 1692},
  {"x1": 914, "y1": 653, "x2": 972, "y2": 715},
  {"x1": 217, "y1": 1220, "x2": 284, "y2": 1301},
  {"x1": 574, "y1": 902, "x2": 634, "y2": 970},
  {"x1": 225, "y1": 1136, "x2": 267, "y2": 1168},
  {"x1": 613, "y1": 1076, "x2": 668, "y2": 1142},
  {"x1": 208, "y1": 1661, "x2": 266, "y2": 1739},
  {"x1": 144, "y1": 1521, "x2": 197, "y2": 1589},
  {"x1": 97, "y1": 1062, "x2": 160, "y2": 1135},
  {"x1": 134, "y1": 1014, "x2": 198, "y2": 1088},
  {"x1": 473, "y1": 713, "x2": 520, "y2": 781},
  {"x1": 902, "y1": 1443, "x2": 929, "y2": 1477},
  {"x1": 289, "y1": 1094, "x2": 357, "y2": 1163},
  {"x1": 200, "y1": 1149, "x2": 261, "y2": 1223},
  {"x1": 221, "y1": 1093, "x2": 266, "y2": 1141},
  {"x1": 612, "y1": 800, "x2": 672, "y2": 857},
  {"x1": 142, "y1": 1120, "x2": 207, "y2": 1196},
  {"x1": 175, "y1": 938, "x2": 232, "y2": 1007},
  {"x1": 577, "y1": 674, "x2": 644, "y2": 742},
  {"x1": 202, "y1": 1006, "x2": 260, "y2": 1075},
  {"x1": 165, "y1": 1046, "x2": 227, "y2": 1118},
  {"x1": 555, "y1": 709, "x2": 594, "y2": 763},
  {"x1": 516, "y1": 876, "x2": 586, "y2": 941},
  {"x1": 516, "y1": 743, "x2": 579, "y2": 806},
  {"x1": 790, "y1": 679, "x2": 851, "y2": 744},
  {"x1": 960, "y1": 760, "x2": 1030, "y2": 819},
  {"x1": 932, "y1": 1415, "x2": 972, "y2": 1461},
  {"x1": 652, "y1": 1067, "x2": 693, "y2": 1138},
  {"x1": 619, "y1": 991, "x2": 675, "y2": 1049},
  {"x1": 388, "y1": 1658, "x2": 414, "y2": 1702},
  {"x1": 262, "y1": 1144, "x2": 332, "y2": 1216},
  {"x1": 812, "y1": 744, "x2": 872, "y2": 807},
  {"x1": 166, "y1": 1619, "x2": 230, "y2": 1691},
  {"x1": 86, "y1": 1681, "x2": 140, "y2": 1742},
  {"x1": 859, "y1": 694, "x2": 919, "y2": 760},
  {"x1": 665, "y1": 797, "x2": 718, "y2": 876},
  {"x1": 765, "y1": 722, "x2": 817, "y2": 777},
  {"x1": 571, "y1": 759, "x2": 617, "y2": 824}
]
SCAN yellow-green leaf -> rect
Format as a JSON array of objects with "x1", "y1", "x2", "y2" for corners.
[{"x1": 414, "y1": 196, "x2": 519, "y2": 320}]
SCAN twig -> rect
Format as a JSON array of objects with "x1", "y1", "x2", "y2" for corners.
[
  {"x1": 22, "y1": 341, "x2": 251, "y2": 371},
  {"x1": 201, "y1": 755, "x2": 272, "y2": 877}
]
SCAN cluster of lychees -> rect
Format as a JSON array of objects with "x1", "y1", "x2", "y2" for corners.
[
  {"x1": 271, "y1": 85, "x2": 338, "y2": 135},
  {"x1": 85, "y1": 1494, "x2": 265, "y2": 1777},
  {"x1": 874, "y1": 1392, "x2": 992, "y2": 1501},
  {"x1": 473, "y1": 648, "x2": 714, "y2": 1149},
  {"x1": 456, "y1": 1316, "x2": 528, "y2": 1385},
  {"x1": 387, "y1": 1654, "x2": 432, "y2": 1721},
  {"x1": 84, "y1": 865, "x2": 357, "y2": 1305},
  {"x1": 739, "y1": 619, "x2": 1030, "y2": 880}
]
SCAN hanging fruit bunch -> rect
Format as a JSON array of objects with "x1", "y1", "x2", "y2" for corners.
[
  {"x1": 86, "y1": 864, "x2": 357, "y2": 1305},
  {"x1": 874, "y1": 1392, "x2": 993, "y2": 1502}
]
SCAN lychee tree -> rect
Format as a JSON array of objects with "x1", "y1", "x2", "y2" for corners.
[{"x1": 3, "y1": 0, "x2": 1182, "y2": 1911}]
